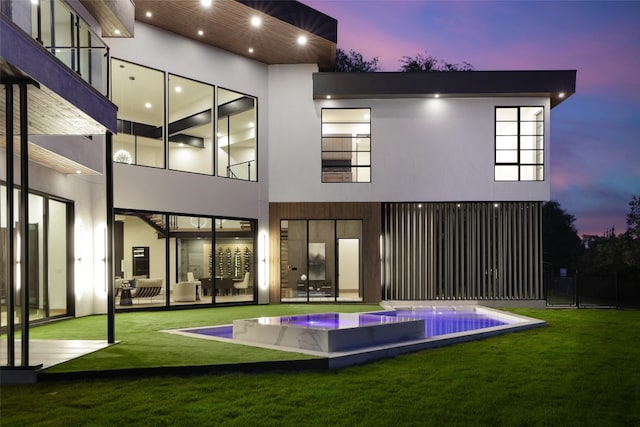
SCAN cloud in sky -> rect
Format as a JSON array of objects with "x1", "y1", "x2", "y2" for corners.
[{"x1": 304, "y1": 0, "x2": 640, "y2": 236}]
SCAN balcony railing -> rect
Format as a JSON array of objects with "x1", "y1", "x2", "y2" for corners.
[{"x1": 30, "y1": 0, "x2": 109, "y2": 96}]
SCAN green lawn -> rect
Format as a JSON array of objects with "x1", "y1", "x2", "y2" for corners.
[{"x1": 2, "y1": 306, "x2": 639, "y2": 426}]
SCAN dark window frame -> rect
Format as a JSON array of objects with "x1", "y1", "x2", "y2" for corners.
[
  {"x1": 494, "y1": 106, "x2": 545, "y2": 182},
  {"x1": 321, "y1": 108, "x2": 371, "y2": 183}
]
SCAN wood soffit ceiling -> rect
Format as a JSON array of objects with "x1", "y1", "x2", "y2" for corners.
[
  {"x1": 0, "y1": 137, "x2": 100, "y2": 176},
  {"x1": 0, "y1": 83, "x2": 105, "y2": 176},
  {"x1": 133, "y1": 0, "x2": 336, "y2": 70}
]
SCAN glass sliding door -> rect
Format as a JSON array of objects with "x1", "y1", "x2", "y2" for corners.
[
  {"x1": 26, "y1": 194, "x2": 44, "y2": 320},
  {"x1": 280, "y1": 219, "x2": 363, "y2": 302},
  {"x1": 172, "y1": 215, "x2": 213, "y2": 305},
  {"x1": 47, "y1": 199, "x2": 69, "y2": 317},
  {"x1": 1, "y1": 185, "x2": 72, "y2": 325},
  {"x1": 213, "y1": 218, "x2": 255, "y2": 303},
  {"x1": 115, "y1": 212, "x2": 167, "y2": 308},
  {"x1": 280, "y1": 220, "x2": 308, "y2": 301},
  {"x1": 336, "y1": 220, "x2": 363, "y2": 301},
  {"x1": 308, "y1": 220, "x2": 335, "y2": 302}
]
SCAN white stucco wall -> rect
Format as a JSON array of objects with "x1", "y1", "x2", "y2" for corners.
[{"x1": 267, "y1": 65, "x2": 552, "y2": 203}]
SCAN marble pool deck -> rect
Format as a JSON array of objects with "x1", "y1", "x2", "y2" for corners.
[{"x1": 164, "y1": 305, "x2": 546, "y2": 369}]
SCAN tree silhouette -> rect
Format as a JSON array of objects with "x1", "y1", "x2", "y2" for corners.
[
  {"x1": 335, "y1": 48, "x2": 379, "y2": 72},
  {"x1": 399, "y1": 51, "x2": 474, "y2": 72},
  {"x1": 542, "y1": 200, "x2": 583, "y2": 275}
]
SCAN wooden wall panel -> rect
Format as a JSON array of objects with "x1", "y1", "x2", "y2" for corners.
[{"x1": 269, "y1": 202, "x2": 381, "y2": 303}]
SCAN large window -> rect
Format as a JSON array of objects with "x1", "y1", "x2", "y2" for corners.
[
  {"x1": 114, "y1": 210, "x2": 256, "y2": 309},
  {"x1": 217, "y1": 88, "x2": 257, "y2": 181},
  {"x1": 168, "y1": 75, "x2": 215, "y2": 175},
  {"x1": 112, "y1": 59, "x2": 165, "y2": 168},
  {"x1": 112, "y1": 60, "x2": 259, "y2": 180},
  {"x1": 495, "y1": 107, "x2": 545, "y2": 181},
  {"x1": 321, "y1": 109, "x2": 371, "y2": 183}
]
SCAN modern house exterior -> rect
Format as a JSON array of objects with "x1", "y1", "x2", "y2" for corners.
[{"x1": 1, "y1": 0, "x2": 575, "y2": 368}]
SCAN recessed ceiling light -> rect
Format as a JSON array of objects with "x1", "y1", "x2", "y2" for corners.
[
  {"x1": 248, "y1": 122, "x2": 255, "y2": 128},
  {"x1": 326, "y1": 95, "x2": 331, "y2": 99},
  {"x1": 179, "y1": 143, "x2": 184, "y2": 147},
  {"x1": 248, "y1": 48, "x2": 254, "y2": 53},
  {"x1": 76, "y1": 170, "x2": 82, "y2": 174},
  {"x1": 175, "y1": 86, "x2": 182, "y2": 93},
  {"x1": 434, "y1": 93, "x2": 440, "y2": 98},
  {"x1": 201, "y1": 0, "x2": 212, "y2": 7},
  {"x1": 559, "y1": 92, "x2": 565, "y2": 98},
  {"x1": 145, "y1": 11, "x2": 152, "y2": 18},
  {"x1": 251, "y1": 16, "x2": 261, "y2": 27},
  {"x1": 114, "y1": 29, "x2": 121, "y2": 35},
  {"x1": 297, "y1": 35, "x2": 307, "y2": 45},
  {"x1": 198, "y1": 30, "x2": 204, "y2": 36},
  {"x1": 144, "y1": 102, "x2": 152, "y2": 109}
]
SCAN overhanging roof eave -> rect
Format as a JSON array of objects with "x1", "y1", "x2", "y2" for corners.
[{"x1": 313, "y1": 70, "x2": 577, "y2": 107}]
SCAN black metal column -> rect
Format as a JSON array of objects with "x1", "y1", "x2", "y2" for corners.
[
  {"x1": 5, "y1": 84, "x2": 15, "y2": 366},
  {"x1": 106, "y1": 131, "x2": 115, "y2": 344},
  {"x1": 19, "y1": 83, "x2": 29, "y2": 366}
]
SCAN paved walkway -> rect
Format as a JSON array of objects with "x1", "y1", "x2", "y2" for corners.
[{"x1": 1, "y1": 339, "x2": 111, "y2": 369}]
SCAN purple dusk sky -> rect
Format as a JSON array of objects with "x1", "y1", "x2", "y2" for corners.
[{"x1": 303, "y1": 0, "x2": 640, "y2": 236}]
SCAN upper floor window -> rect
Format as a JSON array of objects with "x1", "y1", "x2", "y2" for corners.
[
  {"x1": 495, "y1": 107, "x2": 544, "y2": 181},
  {"x1": 168, "y1": 75, "x2": 214, "y2": 175},
  {"x1": 217, "y1": 89, "x2": 257, "y2": 181},
  {"x1": 321, "y1": 109, "x2": 371, "y2": 183},
  {"x1": 112, "y1": 59, "x2": 165, "y2": 168}
]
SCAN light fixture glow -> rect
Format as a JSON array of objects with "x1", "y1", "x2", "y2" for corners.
[
  {"x1": 251, "y1": 16, "x2": 261, "y2": 27},
  {"x1": 198, "y1": 29, "x2": 204, "y2": 36},
  {"x1": 559, "y1": 92, "x2": 565, "y2": 98},
  {"x1": 201, "y1": 0, "x2": 212, "y2": 7},
  {"x1": 114, "y1": 29, "x2": 121, "y2": 35},
  {"x1": 248, "y1": 47, "x2": 254, "y2": 53},
  {"x1": 248, "y1": 122, "x2": 255, "y2": 128},
  {"x1": 297, "y1": 35, "x2": 307, "y2": 45},
  {"x1": 326, "y1": 95, "x2": 331, "y2": 99},
  {"x1": 175, "y1": 86, "x2": 182, "y2": 93},
  {"x1": 435, "y1": 93, "x2": 440, "y2": 98},
  {"x1": 113, "y1": 149, "x2": 132, "y2": 164},
  {"x1": 145, "y1": 11, "x2": 152, "y2": 18},
  {"x1": 76, "y1": 170, "x2": 82, "y2": 174},
  {"x1": 144, "y1": 102, "x2": 152, "y2": 109}
]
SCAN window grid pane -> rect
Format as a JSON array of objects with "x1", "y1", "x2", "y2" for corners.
[
  {"x1": 321, "y1": 108, "x2": 371, "y2": 183},
  {"x1": 495, "y1": 106, "x2": 544, "y2": 181}
]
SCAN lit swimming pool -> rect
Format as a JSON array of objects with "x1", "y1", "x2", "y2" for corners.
[{"x1": 163, "y1": 306, "x2": 545, "y2": 368}]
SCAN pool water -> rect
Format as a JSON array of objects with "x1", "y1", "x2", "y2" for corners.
[
  {"x1": 185, "y1": 308, "x2": 508, "y2": 340},
  {"x1": 372, "y1": 308, "x2": 507, "y2": 337}
]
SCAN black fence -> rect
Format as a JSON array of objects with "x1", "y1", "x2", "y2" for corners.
[{"x1": 545, "y1": 273, "x2": 640, "y2": 309}]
